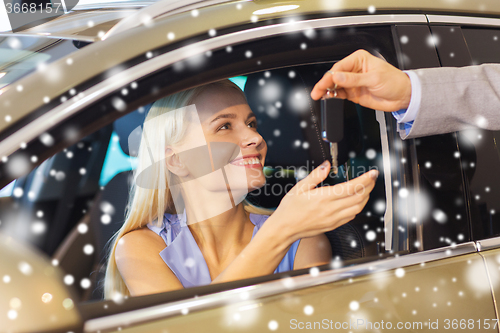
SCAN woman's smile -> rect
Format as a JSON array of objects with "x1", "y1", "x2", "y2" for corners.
[{"x1": 229, "y1": 154, "x2": 263, "y2": 168}]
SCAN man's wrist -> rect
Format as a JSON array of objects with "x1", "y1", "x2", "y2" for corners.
[
  {"x1": 401, "y1": 71, "x2": 412, "y2": 110},
  {"x1": 393, "y1": 70, "x2": 421, "y2": 124}
]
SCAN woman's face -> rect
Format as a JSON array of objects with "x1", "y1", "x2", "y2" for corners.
[{"x1": 171, "y1": 85, "x2": 268, "y2": 199}]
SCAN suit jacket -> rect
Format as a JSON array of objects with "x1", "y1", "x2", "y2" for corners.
[{"x1": 400, "y1": 64, "x2": 500, "y2": 139}]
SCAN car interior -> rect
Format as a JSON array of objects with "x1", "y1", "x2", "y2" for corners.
[{"x1": 0, "y1": 62, "x2": 387, "y2": 303}]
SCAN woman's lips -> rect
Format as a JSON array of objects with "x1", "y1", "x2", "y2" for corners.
[{"x1": 229, "y1": 156, "x2": 263, "y2": 168}]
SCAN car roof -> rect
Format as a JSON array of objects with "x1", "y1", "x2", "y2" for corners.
[
  {"x1": 4, "y1": 9, "x2": 141, "y2": 41},
  {"x1": 7, "y1": 0, "x2": 500, "y2": 41},
  {"x1": 2, "y1": 0, "x2": 500, "y2": 141},
  {"x1": 90, "y1": 0, "x2": 500, "y2": 40}
]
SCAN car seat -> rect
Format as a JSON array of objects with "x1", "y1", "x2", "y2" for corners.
[
  {"x1": 243, "y1": 66, "x2": 366, "y2": 260},
  {"x1": 53, "y1": 110, "x2": 145, "y2": 302}
]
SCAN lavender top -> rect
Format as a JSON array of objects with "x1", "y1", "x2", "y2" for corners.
[{"x1": 147, "y1": 211, "x2": 301, "y2": 288}]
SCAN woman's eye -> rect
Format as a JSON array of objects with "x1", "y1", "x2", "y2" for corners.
[
  {"x1": 218, "y1": 121, "x2": 256, "y2": 131},
  {"x1": 219, "y1": 123, "x2": 230, "y2": 130}
]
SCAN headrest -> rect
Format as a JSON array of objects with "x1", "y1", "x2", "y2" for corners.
[
  {"x1": 244, "y1": 68, "x2": 326, "y2": 168},
  {"x1": 244, "y1": 66, "x2": 363, "y2": 168},
  {"x1": 113, "y1": 66, "x2": 364, "y2": 167},
  {"x1": 113, "y1": 104, "x2": 151, "y2": 156}
]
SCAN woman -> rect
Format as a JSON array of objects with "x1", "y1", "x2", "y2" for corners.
[{"x1": 104, "y1": 80, "x2": 378, "y2": 299}]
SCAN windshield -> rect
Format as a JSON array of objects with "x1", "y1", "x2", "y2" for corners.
[
  {"x1": 76, "y1": 0, "x2": 158, "y2": 6},
  {"x1": 0, "y1": 35, "x2": 82, "y2": 92}
]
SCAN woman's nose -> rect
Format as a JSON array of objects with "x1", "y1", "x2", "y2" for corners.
[{"x1": 240, "y1": 129, "x2": 264, "y2": 149}]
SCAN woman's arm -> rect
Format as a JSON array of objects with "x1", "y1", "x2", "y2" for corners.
[
  {"x1": 210, "y1": 217, "x2": 296, "y2": 284},
  {"x1": 116, "y1": 224, "x2": 294, "y2": 295},
  {"x1": 212, "y1": 230, "x2": 333, "y2": 285},
  {"x1": 293, "y1": 234, "x2": 332, "y2": 270}
]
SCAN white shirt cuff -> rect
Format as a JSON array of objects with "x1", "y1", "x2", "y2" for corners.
[{"x1": 392, "y1": 70, "x2": 422, "y2": 123}]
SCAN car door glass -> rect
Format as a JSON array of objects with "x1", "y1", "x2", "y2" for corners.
[
  {"x1": 0, "y1": 66, "x2": 392, "y2": 304},
  {"x1": 0, "y1": 180, "x2": 15, "y2": 197},
  {"x1": 451, "y1": 28, "x2": 500, "y2": 240},
  {"x1": 391, "y1": 24, "x2": 471, "y2": 252},
  {"x1": 243, "y1": 64, "x2": 388, "y2": 263},
  {"x1": 0, "y1": 24, "x2": 415, "y2": 304}
]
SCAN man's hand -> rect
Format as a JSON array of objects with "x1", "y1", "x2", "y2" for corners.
[{"x1": 311, "y1": 49, "x2": 412, "y2": 112}]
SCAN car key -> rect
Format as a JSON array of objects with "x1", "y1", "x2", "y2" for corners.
[
  {"x1": 330, "y1": 142, "x2": 338, "y2": 174},
  {"x1": 321, "y1": 90, "x2": 344, "y2": 174}
]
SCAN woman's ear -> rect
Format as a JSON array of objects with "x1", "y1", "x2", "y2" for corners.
[{"x1": 165, "y1": 147, "x2": 189, "y2": 177}]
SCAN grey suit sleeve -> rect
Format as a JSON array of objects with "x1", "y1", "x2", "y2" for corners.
[{"x1": 401, "y1": 64, "x2": 500, "y2": 139}]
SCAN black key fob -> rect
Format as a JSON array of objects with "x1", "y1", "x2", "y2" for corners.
[{"x1": 321, "y1": 96, "x2": 344, "y2": 143}]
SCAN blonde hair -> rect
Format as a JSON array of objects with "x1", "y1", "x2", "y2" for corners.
[{"x1": 103, "y1": 80, "x2": 272, "y2": 299}]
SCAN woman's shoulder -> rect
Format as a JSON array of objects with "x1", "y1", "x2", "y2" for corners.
[
  {"x1": 121, "y1": 227, "x2": 166, "y2": 249},
  {"x1": 115, "y1": 227, "x2": 167, "y2": 266},
  {"x1": 145, "y1": 212, "x2": 185, "y2": 246},
  {"x1": 115, "y1": 227, "x2": 184, "y2": 296},
  {"x1": 147, "y1": 212, "x2": 184, "y2": 230},
  {"x1": 126, "y1": 226, "x2": 161, "y2": 238}
]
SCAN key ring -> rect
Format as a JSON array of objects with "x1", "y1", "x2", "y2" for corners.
[
  {"x1": 326, "y1": 70, "x2": 338, "y2": 97},
  {"x1": 326, "y1": 87, "x2": 338, "y2": 98}
]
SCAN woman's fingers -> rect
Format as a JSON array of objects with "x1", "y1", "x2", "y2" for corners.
[
  {"x1": 313, "y1": 169, "x2": 378, "y2": 200},
  {"x1": 275, "y1": 167, "x2": 378, "y2": 240},
  {"x1": 312, "y1": 193, "x2": 371, "y2": 235},
  {"x1": 327, "y1": 187, "x2": 371, "y2": 216},
  {"x1": 290, "y1": 160, "x2": 331, "y2": 194},
  {"x1": 335, "y1": 195, "x2": 370, "y2": 221}
]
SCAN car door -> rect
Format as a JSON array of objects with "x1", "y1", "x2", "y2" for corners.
[
  {"x1": 0, "y1": 6, "x2": 497, "y2": 333},
  {"x1": 82, "y1": 19, "x2": 498, "y2": 331},
  {"x1": 431, "y1": 15, "x2": 500, "y2": 325}
]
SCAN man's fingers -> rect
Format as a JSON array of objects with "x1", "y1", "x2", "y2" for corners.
[
  {"x1": 311, "y1": 70, "x2": 374, "y2": 100},
  {"x1": 333, "y1": 72, "x2": 375, "y2": 89},
  {"x1": 311, "y1": 72, "x2": 336, "y2": 100},
  {"x1": 311, "y1": 49, "x2": 378, "y2": 100},
  {"x1": 324, "y1": 49, "x2": 369, "y2": 79},
  {"x1": 331, "y1": 49, "x2": 372, "y2": 73}
]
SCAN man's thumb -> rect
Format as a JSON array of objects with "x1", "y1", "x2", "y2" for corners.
[{"x1": 292, "y1": 160, "x2": 330, "y2": 194}]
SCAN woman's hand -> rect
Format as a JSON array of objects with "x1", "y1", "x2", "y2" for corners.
[
  {"x1": 209, "y1": 161, "x2": 377, "y2": 284},
  {"x1": 270, "y1": 160, "x2": 378, "y2": 241},
  {"x1": 310, "y1": 49, "x2": 412, "y2": 112}
]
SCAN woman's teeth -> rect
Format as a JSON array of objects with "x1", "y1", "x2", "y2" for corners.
[{"x1": 233, "y1": 158, "x2": 260, "y2": 166}]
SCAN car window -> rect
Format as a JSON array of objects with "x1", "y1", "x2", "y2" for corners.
[
  {"x1": 100, "y1": 131, "x2": 138, "y2": 187},
  {"x1": 392, "y1": 24, "x2": 471, "y2": 252},
  {"x1": 462, "y1": 28, "x2": 500, "y2": 64},
  {"x1": 0, "y1": 66, "x2": 395, "y2": 304},
  {"x1": 0, "y1": 180, "x2": 15, "y2": 197},
  {"x1": 451, "y1": 27, "x2": 500, "y2": 241},
  {"x1": 0, "y1": 126, "x2": 112, "y2": 253},
  {"x1": 0, "y1": 23, "x2": 428, "y2": 308},
  {"x1": 0, "y1": 35, "x2": 88, "y2": 92}
]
